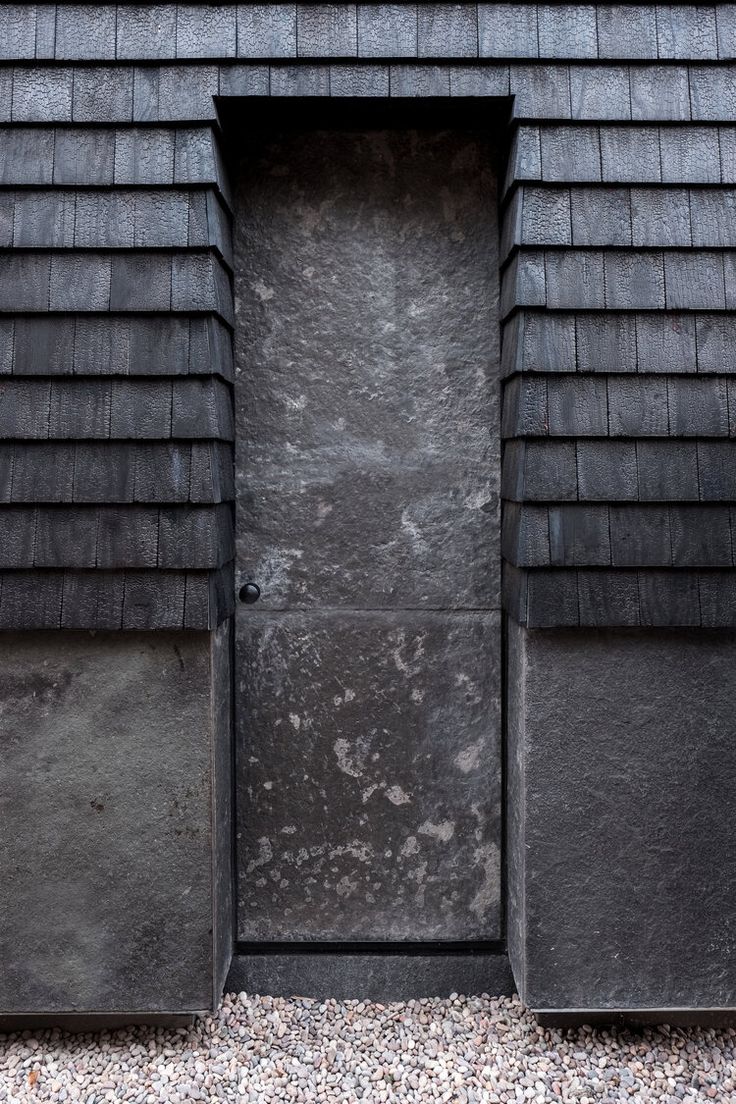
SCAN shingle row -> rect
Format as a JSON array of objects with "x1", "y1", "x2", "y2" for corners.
[
  {"x1": 1, "y1": 5, "x2": 730, "y2": 62},
  {"x1": 0, "y1": 566, "x2": 233, "y2": 631},
  {"x1": 503, "y1": 186, "x2": 736, "y2": 256},
  {"x1": 4, "y1": 62, "x2": 736, "y2": 123},
  {"x1": 503, "y1": 564, "x2": 736, "y2": 628},
  {"x1": 4, "y1": 64, "x2": 223, "y2": 124},
  {"x1": 0, "y1": 315, "x2": 232, "y2": 378},
  {"x1": 509, "y1": 64, "x2": 736, "y2": 123},
  {"x1": 0, "y1": 378, "x2": 234, "y2": 440},
  {"x1": 0, "y1": 126, "x2": 228, "y2": 192},
  {"x1": 504, "y1": 502, "x2": 736, "y2": 567},
  {"x1": 502, "y1": 310, "x2": 736, "y2": 376},
  {"x1": 504, "y1": 439, "x2": 736, "y2": 503},
  {"x1": 0, "y1": 504, "x2": 234, "y2": 569},
  {"x1": 502, "y1": 249, "x2": 736, "y2": 315},
  {"x1": 503, "y1": 374, "x2": 736, "y2": 438},
  {"x1": 0, "y1": 251, "x2": 233, "y2": 320},
  {"x1": 0, "y1": 188, "x2": 231, "y2": 257},
  {"x1": 508, "y1": 124, "x2": 736, "y2": 188},
  {"x1": 4, "y1": 77, "x2": 736, "y2": 177},
  {"x1": 0, "y1": 441, "x2": 233, "y2": 504}
]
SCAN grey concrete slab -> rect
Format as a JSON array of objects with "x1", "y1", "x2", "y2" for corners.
[
  {"x1": 235, "y1": 610, "x2": 502, "y2": 942},
  {"x1": 0, "y1": 629, "x2": 232, "y2": 1014},
  {"x1": 507, "y1": 620, "x2": 736, "y2": 1012}
]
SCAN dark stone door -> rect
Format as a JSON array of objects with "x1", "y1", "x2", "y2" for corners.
[{"x1": 233, "y1": 126, "x2": 501, "y2": 943}]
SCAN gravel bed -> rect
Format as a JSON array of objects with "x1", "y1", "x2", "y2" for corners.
[{"x1": 1, "y1": 992, "x2": 736, "y2": 1103}]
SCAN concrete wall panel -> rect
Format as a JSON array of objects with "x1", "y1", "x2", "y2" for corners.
[{"x1": 0, "y1": 628, "x2": 230, "y2": 1014}]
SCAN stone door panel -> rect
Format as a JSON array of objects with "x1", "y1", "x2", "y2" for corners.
[{"x1": 233, "y1": 126, "x2": 502, "y2": 942}]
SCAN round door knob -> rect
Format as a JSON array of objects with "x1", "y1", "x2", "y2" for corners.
[{"x1": 239, "y1": 582, "x2": 261, "y2": 605}]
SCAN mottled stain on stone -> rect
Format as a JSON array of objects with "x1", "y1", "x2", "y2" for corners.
[
  {"x1": 455, "y1": 743, "x2": 483, "y2": 772},
  {"x1": 233, "y1": 128, "x2": 500, "y2": 611},
  {"x1": 235, "y1": 612, "x2": 501, "y2": 941},
  {"x1": 418, "y1": 819, "x2": 455, "y2": 842}
]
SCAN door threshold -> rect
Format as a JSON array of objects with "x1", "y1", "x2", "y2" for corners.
[{"x1": 226, "y1": 948, "x2": 514, "y2": 1002}]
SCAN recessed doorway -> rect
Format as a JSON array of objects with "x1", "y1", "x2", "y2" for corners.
[{"x1": 229, "y1": 104, "x2": 502, "y2": 945}]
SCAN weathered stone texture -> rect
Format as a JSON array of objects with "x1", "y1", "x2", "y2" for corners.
[
  {"x1": 232, "y1": 126, "x2": 502, "y2": 943},
  {"x1": 233, "y1": 128, "x2": 500, "y2": 611},
  {"x1": 236, "y1": 611, "x2": 501, "y2": 941},
  {"x1": 507, "y1": 621, "x2": 736, "y2": 1011},
  {"x1": 0, "y1": 629, "x2": 230, "y2": 1014}
]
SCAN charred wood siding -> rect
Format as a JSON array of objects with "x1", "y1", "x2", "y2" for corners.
[
  {"x1": 0, "y1": 110, "x2": 234, "y2": 628},
  {"x1": 0, "y1": 3, "x2": 733, "y2": 629}
]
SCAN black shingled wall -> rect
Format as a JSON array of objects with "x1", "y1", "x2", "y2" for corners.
[{"x1": 0, "y1": 3, "x2": 734, "y2": 629}]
